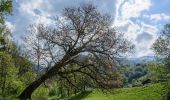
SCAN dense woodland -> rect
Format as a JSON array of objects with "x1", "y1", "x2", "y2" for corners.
[{"x1": 0, "y1": 0, "x2": 170, "y2": 100}]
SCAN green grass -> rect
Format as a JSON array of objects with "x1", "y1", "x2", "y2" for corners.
[{"x1": 68, "y1": 83, "x2": 169, "y2": 100}]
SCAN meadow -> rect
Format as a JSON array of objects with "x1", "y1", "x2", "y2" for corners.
[{"x1": 66, "y1": 83, "x2": 169, "y2": 100}]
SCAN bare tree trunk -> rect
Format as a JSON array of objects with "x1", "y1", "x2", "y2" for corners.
[
  {"x1": 18, "y1": 58, "x2": 68, "y2": 100},
  {"x1": 83, "y1": 85, "x2": 85, "y2": 91},
  {"x1": 60, "y1": 86, "x2": 63, "y2": 98},
  {"x1": 167, "y1": 90, "x2": 170, "y2": 100},
  {"x1": 2, "y1": 74, "x2": 6, "y2": 97},
  {"x1": 74, "y1": 89, "x2": 77, "y2": 95},
  {"x1": 67, "y1": 88, "x2": 70, "y2": 97},
  {"x1": 18, "y1": 66, "x2": 58, "y2": 100},
  {"x1": 18, "y1": 73, "x2": 48, "y2": 99},
  {"x1": 37, "y1": 37, "x2": 40, "y2": 74},
  {"x1": 1, "y1": 66, "x2": 6, "y2": 97}
]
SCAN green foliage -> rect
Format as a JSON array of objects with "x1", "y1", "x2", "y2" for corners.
[
  {"x1": 49, "y1": 88, "x2": 57, "y2": 97},
  {"x1": 0, "y1": 0, "x2": 12, "y2": 23},
  {"x1": 164, "y1": 56, "x2": 170, "y2": 68},
  {"x1": 152, "y1": 24, "x2": 170, "y2": 69},
  {"x1": 32, "y1": 85, "x2": 49, "y2": 100},
  {"x1": 0, "y1": 0, "x2": 12, "y2": 51},
  {"x1": 0, "y1": 0, "x2": 12, "y2": 14},
  {"x1": 68, "y1": 91, "x2": 92, "y2": 100},
  {"x1": 121, "y1": 63, "x2": 147, "y2": 86},
  {"x1": 146, "y1": 63, "x2": 169, "y2": 82},
  {"x1": 0, "y1": 47, "x2": 36, "y2": 99},
  {"x1": 48, "y1": 82, "x2": 60, "y2": 97},
  {"x1": 0, "y1": 0, "x2": 40, "y2": 99},
  {"x1": 0, "y1": 51, "x2": 18, "y2": 97},
  {"x1": 20, "y1": 71, "x2": 36, "y2": 86}
]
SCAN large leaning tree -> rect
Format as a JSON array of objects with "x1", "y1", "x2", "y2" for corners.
[{"x1": 19, "y1": 4, "x2": 133, "y2": 99}]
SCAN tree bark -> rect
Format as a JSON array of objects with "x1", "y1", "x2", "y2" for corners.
[
  {"x1": 18, "y1": 73, "x2": 47, "y2": 99},
  {"x1": 167, "y1": 89, "x2": 170, "y2": 100},
  {"x1": 2, "y1": 74, "x2": 6, "y2": 97},
  {"x1": 67, "y1": 88, "x2": 70, "y2": 97},
  {"x1": 18, "y1": 53, "x2": 71, "y2": 99},
  {"x1": 18, "y1": 56, "x2": 70, "y2": 100},
  {"x1": 18, "y1": 66, "x2": 58, "y2": 100}
]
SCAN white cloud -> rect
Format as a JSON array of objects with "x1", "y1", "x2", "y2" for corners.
[
  {"x1": 115, "y1": 0, "x2": 151, "y2": 30},
  {"x1": 10, "y1": 0, "x2": 117, "y2": 41},
  {"x1": 124, "y1": 20, "x2": 140, "y2": 40},
  {"x1": 114, "y1": 0, "x2": 158, "y2": 57},
  {"x1": 135, "y1": 22, "x2": 158, "y2": 57},
  {"x1": 150, "y1": 14, "x2": 162, "y2": 21},
  {"x1": 140, "y1": 22, "x2": 158, "y2": 35},
  {"x1": 5, "y1": 21, "x2": 15, "y2": 32},
  {"x1": 114, "y1": 0, "x2": 152, "y2": 27},
  {"x1": 123, "y1": 22, "x2": 158, "y2": 57},
  {"x1": 18, "y1": 0, "x2": 54, "y2": 25},
  {"x1": 150, "y1": 13, "x2": 170, "y2": 21},
  {"x1": 19, "y1": 0, "x2": 42, "y2": 15},
  {"x1": 118, "y1": 0, "x2": 151, "y2": 20},
  {"x1": 10, "y1": 0, "x2": 57, "y2": 41}
]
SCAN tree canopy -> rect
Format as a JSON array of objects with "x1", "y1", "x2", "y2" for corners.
[
  {"x1": 19, "y1": 4, "x2": 133, "y2": 99},
  {"x1": 152, "y1": 24, "x2": 170, "y2": 68}
]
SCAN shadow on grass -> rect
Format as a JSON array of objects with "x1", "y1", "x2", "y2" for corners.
[{"x1": 68, "y1": 91, "x2": 92, "y2": 100}]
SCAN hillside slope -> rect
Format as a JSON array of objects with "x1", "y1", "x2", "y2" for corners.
[{"x1": 68, "y1": 83, "x2": 169, "y2": 100}]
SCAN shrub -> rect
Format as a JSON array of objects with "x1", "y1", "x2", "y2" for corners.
[{"x1": 32, "y1": 86, "x2": 49, "y2": 100}]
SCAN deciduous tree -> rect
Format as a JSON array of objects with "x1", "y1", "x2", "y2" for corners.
[{"x1": 19, "y1": 4, "x2": 133, "y2": 99}]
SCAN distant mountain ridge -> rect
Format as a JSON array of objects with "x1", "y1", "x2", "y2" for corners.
[
  {"x1": 33, "y1": 55, "x2": 156, "y2": 73},
  {"x1": 121, "y1": 56, "x2": 156, "y2": 65}
]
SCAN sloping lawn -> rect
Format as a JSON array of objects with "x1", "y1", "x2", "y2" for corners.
[{"x1": 68, "y1": 83, "x2": 169, "y2": 100}]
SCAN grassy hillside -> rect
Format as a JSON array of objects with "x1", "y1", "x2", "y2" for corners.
[{"x1": 67, "y1": 83, "x2": 169, "y2": 100}]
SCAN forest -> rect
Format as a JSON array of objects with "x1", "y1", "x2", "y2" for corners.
[{"x1": 0, "y1": 0, "x2": 170, "y2": 100}]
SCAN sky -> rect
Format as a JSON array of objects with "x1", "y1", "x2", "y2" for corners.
[{"x1": 5, "y1": 0, "x2": 170, "y2": 58}]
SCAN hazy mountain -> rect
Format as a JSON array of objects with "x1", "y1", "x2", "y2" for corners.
[{"x1": 120, "y1": 56, "x2": 156, "y2": 65}]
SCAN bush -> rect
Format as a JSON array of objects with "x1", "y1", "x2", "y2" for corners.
[
  {"x1": 32, "y1": 86, "x2": 49, "y2": 100},
  {"x1": 49, "y1": 88, "x2": 57, "y2": 97}
]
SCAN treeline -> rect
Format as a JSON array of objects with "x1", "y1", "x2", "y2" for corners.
[
  {"x1": 120, "y1": 62, "x2": 169, "y2": 87},
  {"x1": 0, "y1": 0, "x2": 36, "y2": 99}
]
